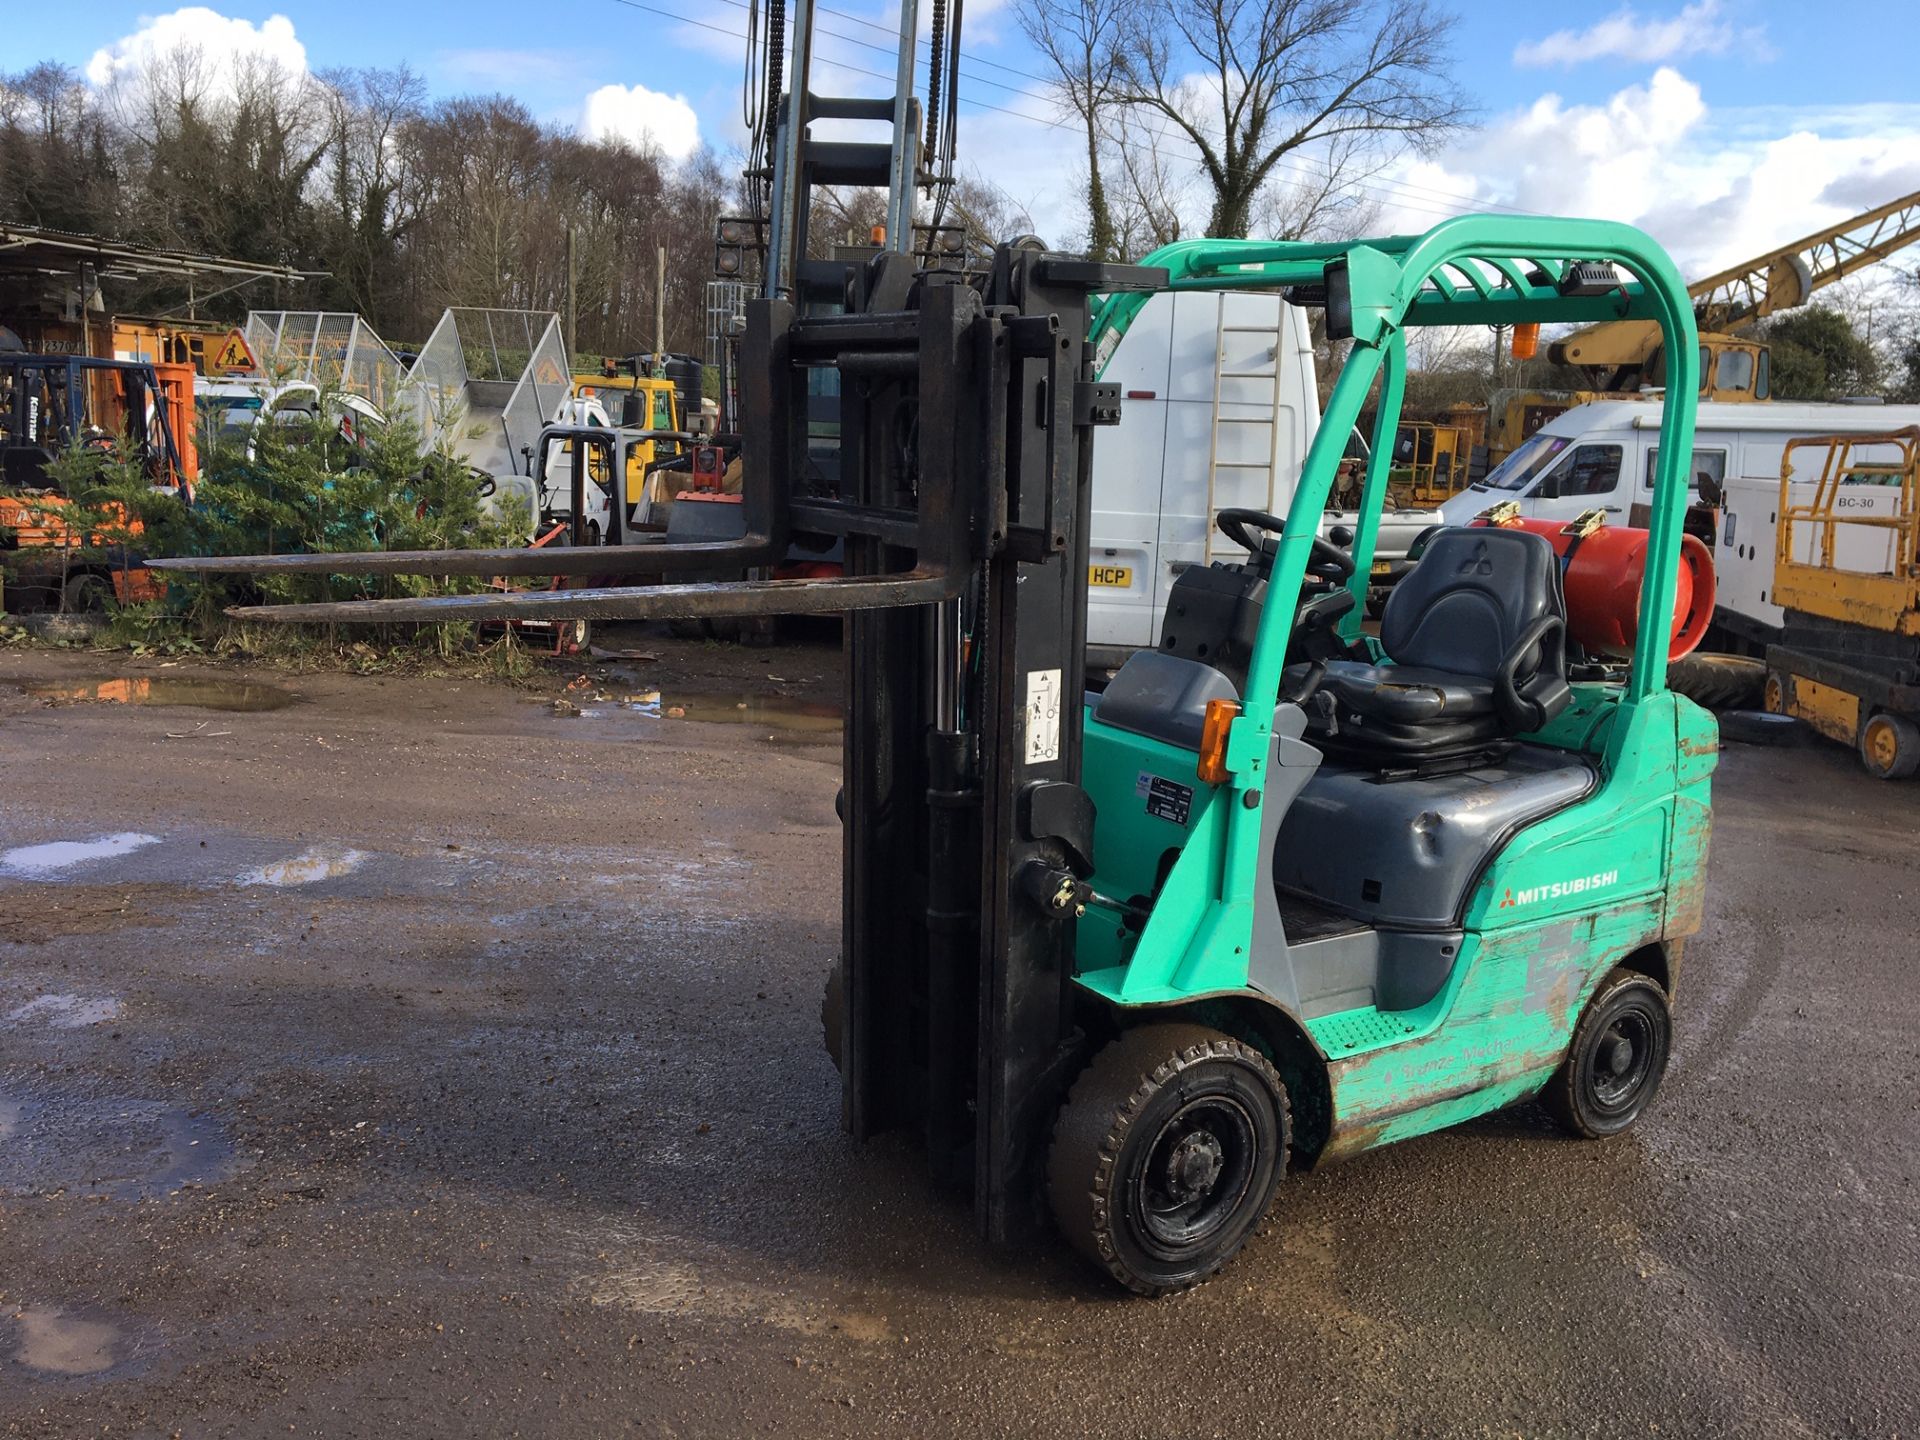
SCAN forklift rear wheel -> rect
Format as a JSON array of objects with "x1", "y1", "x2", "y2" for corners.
[
  {"x1": 1860, "y1": 713, "x2": 1920, "y2": 780},
  {"x1": 1048, "y1": 1024, "x2": 1289, "y2": 1296},
  {"x1": 1544, "y1": 969, "x2": 1673, "y2": 1139}
]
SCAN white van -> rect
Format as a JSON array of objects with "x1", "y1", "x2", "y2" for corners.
[
  {"x1": 1088, "y1": 290, "x2": 1319, "y2": 658},
  {"x1": 1435, "y1": 397, "x2": 1920, "y2": 641}
]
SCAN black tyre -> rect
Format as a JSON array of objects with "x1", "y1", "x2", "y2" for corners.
[
  {"x1": 1544, "y1": 969, "x2": 1673, "y2": 1139},
  {"x1": 1719, "y1": 709, "x2": 1798, "y2": 746},
  {"x1": 1048, "y1": 1024, "x2": 1289, "y2": 1296},
  {"x1": 62, "y1": 571, "x2": 112, "y2": 614},
  {"x1": 1667, "y1": 652, "x2": 1765, "y2": 711}
]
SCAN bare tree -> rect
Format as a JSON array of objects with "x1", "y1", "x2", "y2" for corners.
[
  {"x1": 1247, "y1": 130, "x2": 1383, "y2": 240},
  {"x1": 1102, "y1": 116, "x2": 1188, "y2": 257},
  {"x1": 1, "y1": 41, "x2": 738, "y2": 358},
  {"x1": 317, "y1": 66, "x2": 425, "y2": 320},
  {"x1": 0, "y1": 63, "x2": 119, "y2": 232},
  {"x1": 1016, "y1": 0, "x2": 1129, "y2": 259},
  {"x1": 1116, "y1": 0, "x2": 1467, "y2": 238},
  {"x1": 943, "y1": 168, "x2": 1038, "y2": 255}
]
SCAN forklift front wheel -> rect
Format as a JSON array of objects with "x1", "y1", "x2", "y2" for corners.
[
  {"x1": 1048, "y1": 1024, "x2": 1289, "y2": 1296},
  {"x1": 1544, "y1": 969, "x2": 1673, "y2": 1140}
]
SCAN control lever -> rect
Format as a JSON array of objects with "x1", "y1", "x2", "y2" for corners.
[
  {"x1": 1017, "y1": 862, "x2": 1092, "y2": 920},
  {"x1": 1282, "y1": 587, "x2": 1358, "y2": 705},
  {"x1": 1016, "y1": 862, "x2": 1146, "y2": 930}
]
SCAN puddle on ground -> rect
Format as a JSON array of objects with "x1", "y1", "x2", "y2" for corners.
[
  {"x1": 8, "y1": 1307, "x2": 126, "y2": 1378},
  {"x1": 26, "y1": 676, "x2": 297, "y2": 712},
  {"x1": 241, "y1": 847, "x2": 367, "y2": 887},
  {"x1": 606, "y1": 691, "x2": 841, "y2": 733},
  {"x1": 5, "y1": 994, "x2": 122, "y2": 1030},
  {"x1": 0, "y1": 833, "x2": 160, "y2": 878},
  {"x1": 0, "y1": 1091, "x2": 242, "y2": 1201}
]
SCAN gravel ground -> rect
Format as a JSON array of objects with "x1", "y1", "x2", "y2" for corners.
[{"x1": 1, "y1": 636, "x2": 1916, "y2": 1438}]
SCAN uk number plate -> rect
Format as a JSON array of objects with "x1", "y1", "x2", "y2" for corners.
[{"x1": 1088, "y1": 565, "x2": 1133, "y2": 587}]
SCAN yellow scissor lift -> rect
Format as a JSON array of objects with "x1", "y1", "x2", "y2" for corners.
[
  {"x1": 1764, "y1": 429, "x2": 1920, "y2": 777},
  {"x1": 1388, "y1": 420, "x2": 1476, "y2": 506}
]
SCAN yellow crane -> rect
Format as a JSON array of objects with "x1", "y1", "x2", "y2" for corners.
[{"x1": 1463, "y1": 191, "x2": 1920, "y2": 463}]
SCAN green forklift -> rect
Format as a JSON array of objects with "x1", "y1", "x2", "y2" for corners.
[
  {"x1": 1049, "y1": 231, "x2": 1716, "y2": 1290},
  {"x1": 154, "y1": 0, "x2": 1715, "y2": 1295},
  {"x1": 161, "y1": 219, "x2": 1717, "y2": 1294}
]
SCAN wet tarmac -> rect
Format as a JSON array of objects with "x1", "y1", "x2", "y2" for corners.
[{"x1": 2, "y1": 643, "x2": 1917, "y2": 1437}]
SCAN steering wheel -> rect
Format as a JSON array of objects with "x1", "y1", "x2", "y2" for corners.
[{"x1": 1215, "y1": 507, "x2": 1354, "y2": 583}]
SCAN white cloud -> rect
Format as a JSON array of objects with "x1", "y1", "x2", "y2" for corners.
[
  {"x1": 581, "y1": 83, "x2": 702, "y2": 159},
  {"x1": 1514, "y1": 1, "x2": 1767, "y2": 69},
  {"x1": 1376, "y1": 68, "x2": 1920, "y2": 283},
  {"x1": 86, "y1": 7, "x2": 307, "y2": 90}
]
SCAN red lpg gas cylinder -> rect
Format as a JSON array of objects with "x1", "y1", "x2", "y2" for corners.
[{"x1": 1473, "y1": 514, "x2": 1714, "y2": 660}]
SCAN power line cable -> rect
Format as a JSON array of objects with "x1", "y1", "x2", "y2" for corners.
[{"x1": 605, "y1": 0, "x2": 1506, "y2": 222}]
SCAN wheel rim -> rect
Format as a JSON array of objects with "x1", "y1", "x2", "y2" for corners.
[
  {"x1": 1865, "y1": 718, "x2": 1898, "y2": 772},
  {"x1": 1588, "y1": 1008, "x2": 1657, "y2": 1113},
  {"x1": 1763, "y1": 674, "x2": 1785, "y2": 713},
  {"x1": 1131, "y1": 1095, "x2": 1259, "y2": 1258}
]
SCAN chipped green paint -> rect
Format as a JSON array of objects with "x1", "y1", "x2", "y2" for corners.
[
  {"x1": 1071, "y1": 215, "x2": 1716, "y2": 1162},
  {"x1": 1318, "y1": 901, "x2": 1667, "y2": 1159}
]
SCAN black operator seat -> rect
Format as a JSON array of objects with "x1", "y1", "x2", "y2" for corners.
[{"x1": 1311, "y1": 526, "x2": 1572, "y2": 761}]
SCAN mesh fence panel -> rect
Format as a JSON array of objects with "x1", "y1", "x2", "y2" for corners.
[
  {"x1": 399, "y1": 309, "x2": 570, "y2": 476},
  {"x1": 241, "y1": 312, "x2": 412, "y2": 420}
]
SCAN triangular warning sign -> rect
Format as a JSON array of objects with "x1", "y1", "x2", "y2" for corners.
[{"x1": 209, "y1": 328, "x2": 257, "y2": 375}]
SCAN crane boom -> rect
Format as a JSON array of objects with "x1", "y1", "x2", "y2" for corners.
[
  {"x1": 1692, "y1": 188, "x2": 1920, "y2": 332},
  {"x1": 1550, "y1": 188, "x2": 1920, "y2": 374}
]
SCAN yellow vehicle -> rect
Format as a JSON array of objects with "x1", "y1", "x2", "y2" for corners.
[
  {"x1": 571, "y1": 367, "x2": 685, "y2": 511},
  {"x1": 1387, "y1": 420, "x2": 1475, "y2": 505},
  {"x1": 1763, "y1": 429, "x2": 1920, "y2": 778}
]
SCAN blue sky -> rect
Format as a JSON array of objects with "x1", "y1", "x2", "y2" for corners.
[{"x1": 11, "y1": 0, "x2": 1920, "y2": 274}]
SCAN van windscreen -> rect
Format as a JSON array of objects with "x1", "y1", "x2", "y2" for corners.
[{"x1": 1483, "y1": 432, "x2": 1571, "y2": 491}]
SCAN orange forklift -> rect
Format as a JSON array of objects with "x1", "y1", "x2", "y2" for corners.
[{"x1": 0, "y1": 354, "x2": 197, "y2": 611}]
